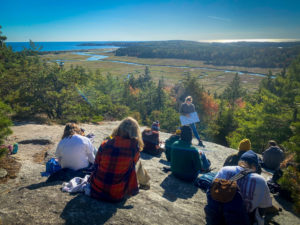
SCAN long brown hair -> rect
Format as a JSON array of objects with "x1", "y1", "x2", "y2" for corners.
[
  {"x1": 111, "y1": 117, "x2": 144, "y2": 151},
  {"x1": 61, "y1": 123, "x2": 81, "y2": 140}
]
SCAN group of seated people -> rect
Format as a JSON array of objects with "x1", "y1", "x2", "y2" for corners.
[
  {"x1": 224, "y1": 138, "x2": 285, "y2": 171},
  {"x1": 54, "y1": 118, "x2": 284, "y2": 224}
]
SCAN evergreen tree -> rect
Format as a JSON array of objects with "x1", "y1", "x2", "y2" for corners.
[
  {"x1": 155, "y1": 77, "x2": 167, "y2": 110},
  {"x1": 0, "y1": 101, "x2": 12, "y2": 144},
  {"x1": 207, "y1": 100, "x2": 236, "y2": 146},
  {"x1": 0, "y1": 26, "x2": 7, "y2": 47},
  {"x1": 222, "y1": 73, "x2": 245, "y2": 107}
]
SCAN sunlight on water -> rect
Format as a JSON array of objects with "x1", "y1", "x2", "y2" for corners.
[{"x1": 199, "y1": 39, "x2": 300, "y2": 43}]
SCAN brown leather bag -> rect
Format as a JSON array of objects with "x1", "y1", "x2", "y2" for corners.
[
  {"x1": 210, "y1": 168, "x2": 252, "y2": 203},
  {"x1": 210, "y1": 178, "x2": 238, "y2": 203}
]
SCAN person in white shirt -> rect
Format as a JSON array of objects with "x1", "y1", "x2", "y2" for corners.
[{"x1": 56, "y1": 123, "x2": 95, "y2": 171}]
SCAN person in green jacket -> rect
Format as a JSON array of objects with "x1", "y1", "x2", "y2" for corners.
[
  {"x1": 170, "y1": 125, "x2": 203, "y2": 181},
  {"x1": 165, "y1": 128, "x2": 181, "y2": 162}
]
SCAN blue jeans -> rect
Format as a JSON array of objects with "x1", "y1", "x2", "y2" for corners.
[
  {"x1": 201, "y1": 152, "x2": 211, "y2": 171},
  {"x1": 190, "y1": 123, "x2": 201, "y2": 141}
]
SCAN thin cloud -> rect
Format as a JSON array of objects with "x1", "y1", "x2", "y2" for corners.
[{"x1": 208, "y1": 16, "x2": 231, "y2": 22}]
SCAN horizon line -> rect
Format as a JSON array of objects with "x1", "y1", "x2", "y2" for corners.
[{"x1": 6, "y1": 38, "x2": 300, "y2": 43}]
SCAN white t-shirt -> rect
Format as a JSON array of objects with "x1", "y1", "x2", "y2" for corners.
[
  {"x1": 215, "y1": 166, "x2": 272, "y2": 213},
  {"x1": 56, "y1": 134, "x2": 95, "y2": 171}
]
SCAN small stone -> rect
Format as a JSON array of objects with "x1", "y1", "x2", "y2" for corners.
[{"x1": 0, "y1": 168, "x2": 8, "y2": 178}]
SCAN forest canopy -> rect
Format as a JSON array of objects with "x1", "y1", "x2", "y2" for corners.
[{"x1": 87, "y1": 40, "x2": 300, "y2": 68}]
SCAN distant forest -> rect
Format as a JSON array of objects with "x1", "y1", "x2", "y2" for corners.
[{"x1": 80, "y1": 40, "x2": 300, "y2": 68}]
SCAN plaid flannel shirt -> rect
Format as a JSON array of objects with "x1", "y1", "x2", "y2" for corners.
[{"x1": 90, "y1": 136, "x2": 140, "y2": 202}]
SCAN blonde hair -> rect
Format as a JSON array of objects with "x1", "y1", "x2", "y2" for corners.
[
  {"x1": 62, "y1": 123, "x2": 81, "y2": 139},
  {"x1": 238, "y1": 160, "x2": 256, "y2": 171},
  {"x1": 185, "y1": 96, "x2": 193, "y2": 102},
  {"x1": 111, "y1": 117, "x2": 144, "y2": 151},
  {"x1": 238, "y1": 160, "x2": 250, "y2": 168}
]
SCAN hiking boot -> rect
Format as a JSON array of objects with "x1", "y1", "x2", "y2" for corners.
[
  {"x1": 198, "y1": 141, "x2": 205, "y2": 147},
  {"x1": 139, "y1": 184, "x2": 150, "y2": 190}
]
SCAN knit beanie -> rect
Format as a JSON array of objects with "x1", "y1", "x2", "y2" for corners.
[
  {"x1": 238, "y1": 139, "x2": 251, "y2": 151},
  {"x1": 175, "y1": 128, "x2": 181, "y2": 135},
  {"x1": 151, "y1": 121, "x2": 160, "y2": 131},
  {"x1": 240, "y1": 150, "x2": 259, "y2": 171}
]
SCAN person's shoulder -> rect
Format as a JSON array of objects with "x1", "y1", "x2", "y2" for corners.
[
  {"x1": 248, "y1": 173, "x2": 268, "y2": 187},
  {"x1": 221, "y1": 165, "x2": 239, "y2": 172},
  {"x1": 142, "y1": 128, "x2": 151, "y2": 134},
  {"x1": 216, "y1": 166, "x2": 239, "y2": 179},
  {"x1": 78, "y1": 134, "x2": 89, "y2": 141},
  {"x1": 74, "y1": 134, "x2": 92, "y2": 144},
  {"x1": 249, "y1": 172, "x2": 266, "y2": 181},
  {"x1": 152, "y1": 130, "x2": 159, "y2": 136},
  {"x1": 173, "y1": 141, "x2": 196, "y2": 151},
  {"x1": 226, "y1": 152, "x2": 238, "y2": 159},
  {"x1": 100, "y1": 139, "x2": 111, "y2": 148}
]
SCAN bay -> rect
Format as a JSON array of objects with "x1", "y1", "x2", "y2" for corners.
[{"x1": 6, "y1": 41, "x2": 119, "y2": 52}]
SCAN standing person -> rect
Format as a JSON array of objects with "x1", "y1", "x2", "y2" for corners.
[
  {"x1": 179, "y1": 96, "x2": 205, "y2": 147},
  {"x1": 205, "y1": 150, "x2": 273, "y2": 225},
  {"x1": 262, "y1": 140, "x2": 285, "y2": 171},
  {"x1": 56, "y1": 123, "x2": 95, "y2": 171},
  {"x1": 90, "y1": 117, "x2": 150, "y2": 202},
  {"x1": 142, "y1": 121, "x2": 164, "y2": 156},
  {"x1": 170, "y1": 125, "x2": 210, "y2": 181}
]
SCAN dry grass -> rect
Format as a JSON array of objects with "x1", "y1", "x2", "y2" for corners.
[
  {"x1": 40, "y1": 51, "x2": 270, "y2": 94},
  {"x1": 0, "y1": 155, "x2": 21, "y2": 184},
  {"x1": 32, "y1": 149, "x2": 48, "y2": 164}
]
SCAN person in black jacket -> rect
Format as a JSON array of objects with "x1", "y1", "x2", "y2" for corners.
[{"x1": 142, "y1": 121, "x2": 164, "y2": 156}]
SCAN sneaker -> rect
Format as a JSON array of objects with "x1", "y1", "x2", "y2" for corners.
[
  {"x1": 198, "y1": 141, "x2": 205, "y2": 147},
  {"x1": 139, "y1": 184, "x2": 150, "y2": 190}
]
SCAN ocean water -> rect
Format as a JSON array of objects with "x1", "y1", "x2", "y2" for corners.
[{"x1": 6, "y1": 41, "x2": 119, "y2": 52}]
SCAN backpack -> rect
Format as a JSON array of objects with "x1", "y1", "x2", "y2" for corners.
[
  {"x1": 41, "y1": 158, "x2": 62, "y2": 177},
  {"x1": 205, "y1": 169, "x2": 253, "y2": 225},
  {"x1": 210, "y1": 168, "x2": 252, "y2": 203}
]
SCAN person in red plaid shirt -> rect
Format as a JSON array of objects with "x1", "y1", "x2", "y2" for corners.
[{"x1": 90, "y1": 117, "x2": 150, "y2": 202}]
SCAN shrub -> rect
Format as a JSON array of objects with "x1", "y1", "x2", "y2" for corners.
[
  {"x1": 0, "y1": 101, "x2": 12, "y2": 144},
  {"x1": 278, "y1": 166, "x2": 300, "y2": 214},
  {"x1": 0, "y1": 145, "x2": 8, "y2": 159}
]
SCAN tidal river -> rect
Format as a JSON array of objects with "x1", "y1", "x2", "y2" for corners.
[{"x1": 60, "y1": 52, "x2": 269, "y2": 78}]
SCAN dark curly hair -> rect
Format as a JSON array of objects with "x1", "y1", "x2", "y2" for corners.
[{"x1": 180, "y1": 125, "x2": 192, "y2": 143}]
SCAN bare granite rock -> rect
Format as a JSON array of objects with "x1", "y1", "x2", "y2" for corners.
[{"x1": 0, "y1": 121, "x2": 299, "y2": 225}]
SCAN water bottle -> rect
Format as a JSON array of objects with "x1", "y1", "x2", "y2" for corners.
[{"x1": 12, "y1": 143, "x2": 18, "y2": 154}]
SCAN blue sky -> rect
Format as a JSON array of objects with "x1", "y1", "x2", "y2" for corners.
[{"x1": 1, "y1": 0, "x2": 300, "y2": 42}]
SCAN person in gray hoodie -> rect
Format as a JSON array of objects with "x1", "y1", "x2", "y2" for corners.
[{"x1": 262, "y1": 140, "x2": 284, "y2": 171}]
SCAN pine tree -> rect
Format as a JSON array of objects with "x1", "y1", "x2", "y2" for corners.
[
  {"x1": 0, "y1": 26, "x2": 7, "y2": 47},
  {"x1": 0, "y1": 101, "x2": 12, "y2": 144},
  {"x1": 222, "y1": 73, "x2": 245, "y2": 107},
  {"x1": 155, "y1": 77, "x2": 167, "y2": 110}
]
